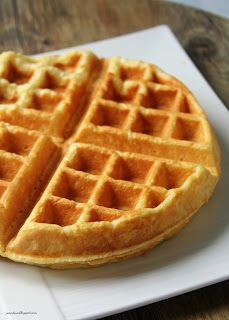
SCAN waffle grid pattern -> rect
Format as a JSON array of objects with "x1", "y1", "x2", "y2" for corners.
[
  {"x1": 90, "y1": 57, "x2": 207, "y2": 143},
  {"x1": 0, "y1": 122, "x2": 59, "y2": 249},
  {"x1": 75, "y1": 57, "x2": 216, "y2": 171},
  {"x1": 0, "y1": 51, "x2": 97, "y2": 138},
  {"x1": 0, "y1": 123, "x2": 39, "y2": 200},
  {"x1": 0, "y1": 51, "x2": 220, "y2": 267},
  {"x1": 34, "y1": 143, "x2": 196, "y2": 227},
  {"x1": 0, "y1": 53, "x2": 216, "y2": 228}
]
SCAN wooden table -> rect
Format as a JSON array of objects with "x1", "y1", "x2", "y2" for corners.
[{"x1": 0, "y1": 1, "x2": 228, "y2": 319}]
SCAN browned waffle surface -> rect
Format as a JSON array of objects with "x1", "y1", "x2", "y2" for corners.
[
  {"x1": 0, "y1": 51, "x2": 220, "y2": 268},
  {"x1": 0, "y1": 122, "x2": 60, "y2": 251},
  {"x1": 0, "y1": 50, "x2": 100, "y2": 140}
]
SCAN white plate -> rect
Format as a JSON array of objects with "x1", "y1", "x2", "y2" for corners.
[{"x1": 0, "y1": 25, "x2": 229, "y2": 320}]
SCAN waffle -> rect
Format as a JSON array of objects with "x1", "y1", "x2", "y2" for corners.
[{"x1": 0, "y1": 50, "x2": 220, "y2": 268}]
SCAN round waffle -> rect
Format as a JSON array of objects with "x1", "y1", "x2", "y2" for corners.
[{"x1": 0, "y1": 50, "x2": 220, "y2": 268}]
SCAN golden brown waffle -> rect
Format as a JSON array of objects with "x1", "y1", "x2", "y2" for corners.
[{"x1": 0, "y1": 51, "x2": 220, "y2": 268}]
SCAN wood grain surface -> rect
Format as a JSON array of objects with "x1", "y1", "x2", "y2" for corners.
[{"x1": 0, "y1": 0, "x2": 228, "y2": 319}]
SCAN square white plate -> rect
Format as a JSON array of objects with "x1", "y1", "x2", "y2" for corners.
[{"x1": 0, "y1": 25, "x2": 229, "y2": 320}]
